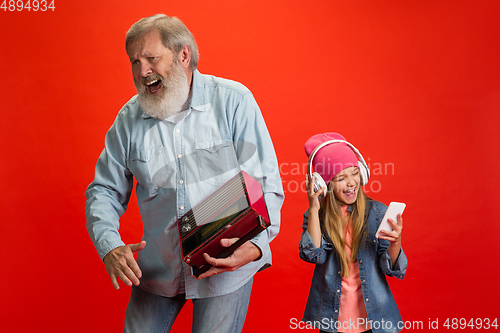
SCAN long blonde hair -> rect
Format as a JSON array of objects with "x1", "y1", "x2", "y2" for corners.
[{"x1": 320, "y1": 183, "x2": 370, "y2": 278}]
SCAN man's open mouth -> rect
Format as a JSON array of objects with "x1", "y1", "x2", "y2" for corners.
[{"x1": 146, "y1": 79, "x2": 162, "y2": 93}]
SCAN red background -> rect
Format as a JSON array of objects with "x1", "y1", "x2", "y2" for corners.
[{"x1": 1, "y1": 0, "x2": 499, "y2": 332}]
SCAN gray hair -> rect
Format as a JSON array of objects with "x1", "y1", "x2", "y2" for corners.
[{"x1": 126, "y1": 14, "x2": 199, "y2": 71}]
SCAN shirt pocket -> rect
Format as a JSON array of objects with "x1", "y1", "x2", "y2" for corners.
[
  {"x1": 194, "y1": 139, "x2": 239, "y2": 185},
  {"x1": 129, "y1": 146, "x2": 171, "y2": 194}
]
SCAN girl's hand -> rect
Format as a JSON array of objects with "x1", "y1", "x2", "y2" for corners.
[
  {"x1": 378, "y1": 214, "x2": 403, "y2": 267},
  {"x1": 305, "y1": 174, "x2": 325, "y2": 212},
  {"x1": 304, "y1": 174, "x2": 325, "y2": 248},
  {"x1": 378, "y1": 213, "x2": 403, "y2": 245}
]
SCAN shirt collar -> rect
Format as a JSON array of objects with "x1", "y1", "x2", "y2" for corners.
[{"x1": 189, "y1": 70, "x2": 209, "y2": 112}]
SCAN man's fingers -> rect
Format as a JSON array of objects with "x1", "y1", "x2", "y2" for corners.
[
  {"x1": 197, "y1": 254, "x2": 235, "y2": 280},
  {"x1": 116, "y1": 271, "x2": 132, "y2": 287},
  {"x1": 203, "y1": 252, "x2": 215, "y2": 265},
  {"x1": 220, "y1": 238, "x2": 239, "y2": 247},
  {"x1": 203, "y1": 252, "x2": 235, "y2": 268},
  {"x1": 115, "y1": 264, "x2": 141, "y2": 287},
  {"x1": 129, "y1": 240, "x2": 147, "y2": 254},
  {"x1": 126, "y1": 256, "x2": 143, "y2": 281},
  {"x1": 104, "y1": 243, "x2": 144, "y2": 290},
  {"x1": 107, "y1": 264, "x2": 133, "y2": 289},
  {"x1": 196, "y1": 266, "x2": 223, "y2": 280},
  {"x1": 110, "y1": 274, "x2": 121, "y2": 290},
  {"x1": 197, "y1": 241, "x2": 261, "y2": 280},
  {"x1": 203, "y1": 252, "x2": 222, "y2": 266}
]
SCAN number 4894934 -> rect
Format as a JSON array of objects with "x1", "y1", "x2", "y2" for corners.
[
  {"x1": 1, "y1": 0, "x2": 56, "y2": 11},
  {"x1": 443, "y1": 318, "x2": 498, "y2": 330}
]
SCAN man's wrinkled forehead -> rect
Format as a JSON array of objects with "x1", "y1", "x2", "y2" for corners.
[{"x1": 127, "y1": 30, "x2": 162, "y2": 57}]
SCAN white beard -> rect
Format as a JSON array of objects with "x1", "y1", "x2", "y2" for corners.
[{"x1": 135, "y1": 61, "x2": 190, "y2": 120}]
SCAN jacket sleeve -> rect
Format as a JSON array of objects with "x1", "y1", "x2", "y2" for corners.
[
  {"x1": 368, "y1": 201, "x2": 408, "y2": 279},
  {"x1": 377, "y1": 237, "x2": 408, "y2": 279},
  {"x1": 299, "y1": 211, "x2": 333, "y2": 264}
]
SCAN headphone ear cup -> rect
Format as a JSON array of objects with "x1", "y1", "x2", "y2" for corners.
[
  {"x1": 312, "y1": 172, "x2": 327, "y2": 196},
  {"x1": 358, "y1": 161, "x2": 369, "y2": 186}
]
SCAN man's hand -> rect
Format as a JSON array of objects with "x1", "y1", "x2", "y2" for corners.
[
  {"x1": 196, "y1": 238, "x2": 262, "y2": 280},
  {"x1": 103, "y1": 241, "x2": 146, "y2": 290}
]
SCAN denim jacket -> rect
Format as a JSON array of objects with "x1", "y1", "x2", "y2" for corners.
[{"x1": 299, "y1": 200, "x2": 407, "y2": 333}]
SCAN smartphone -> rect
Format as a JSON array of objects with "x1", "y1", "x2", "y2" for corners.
[{"x1": 375, "y1": 202, "x2": 406, "y2": 238}]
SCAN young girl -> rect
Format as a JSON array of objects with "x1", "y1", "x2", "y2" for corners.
[{"x1": 299, "y1": 133, "x2": 407, "y2": 333}]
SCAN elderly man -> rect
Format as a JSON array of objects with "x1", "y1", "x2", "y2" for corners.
[{"x1": 85, "y1": 14, "x2": 284, "y2": 333}]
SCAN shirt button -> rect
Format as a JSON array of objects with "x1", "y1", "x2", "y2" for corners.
[
  {"x1": 177, "y1": 154, "x2": 182, "y2": 159},
  {"x1": 337, "y1": 289, "x2": 340, "y2": 293},
  {"x1": 359, "y1": 260, "x2": 362, "y2": 263},
  {"x1": 366, "y1": 298, "x2": 369, "y2": 302},
  {"x1": 180, "y1": 206, "x2": 185, "y2": 210},
  {"x1": 335, "y1": 309, "x2": 338, "y2": 313},
  {"x1": 176, "y1": 129, "x2": 180, "y2": 133},
  {"x1": 179, "y1": 180, "x2": 184, "y2": 185},
  {"x1": 362, "y1": 280, "x2": 365, "y2": 283}
]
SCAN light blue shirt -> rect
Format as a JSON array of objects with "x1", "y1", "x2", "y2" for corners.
[{"x1": 86, "y1": 70, "x2": 284, "y2": 299}]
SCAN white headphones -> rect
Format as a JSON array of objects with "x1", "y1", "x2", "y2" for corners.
[{"x1": 307, "y1": 139, "x2": 370, "y2": 196}]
